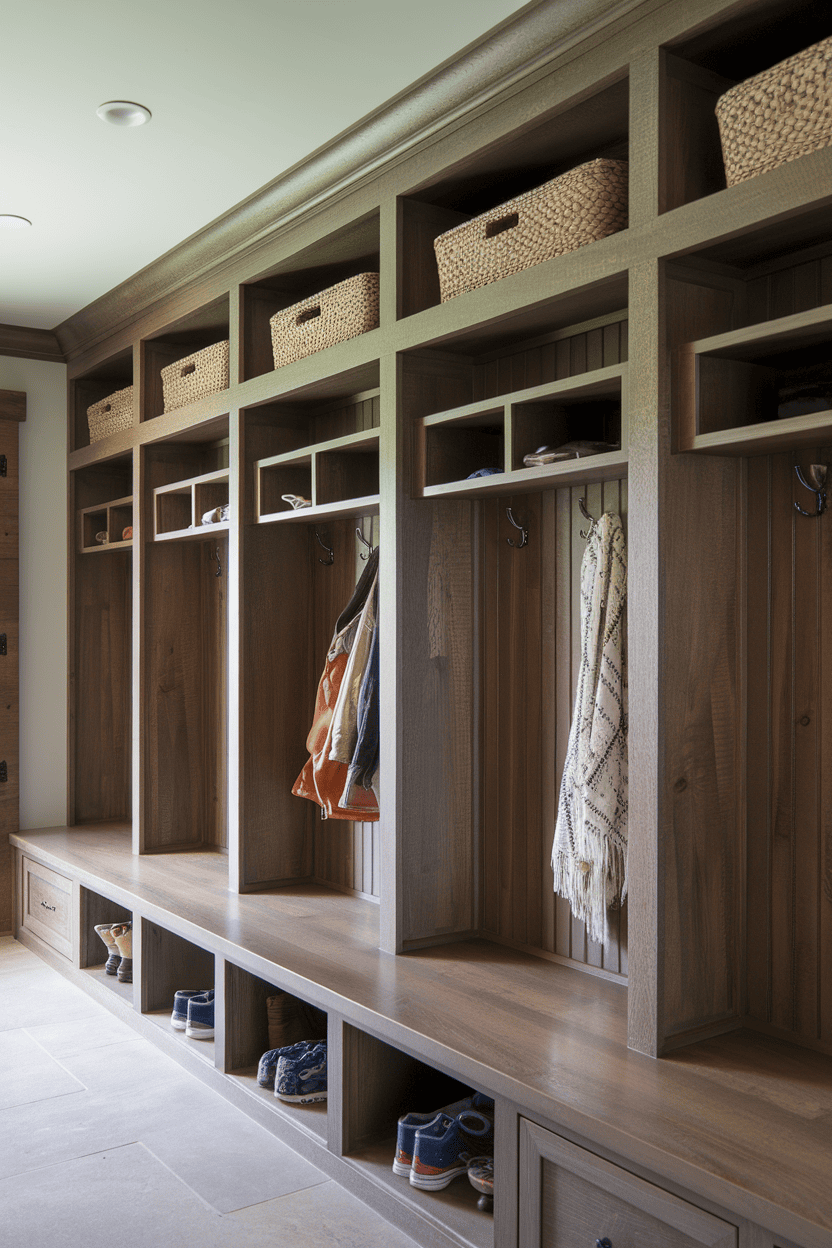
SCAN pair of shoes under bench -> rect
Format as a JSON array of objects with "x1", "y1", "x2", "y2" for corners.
[
  {"x1": 393, "y1": 1092, "x2": 494, "y2": 1189},
  {"x1": 171, "y1": 989, "x2": 214, "y2": 1039}
]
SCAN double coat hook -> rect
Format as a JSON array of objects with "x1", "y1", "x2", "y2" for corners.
[
  {"x1": 506, "y1": 507, "x2": 528, "y2": 548},
  {"x1": 356, "y1": 527, "x2": 375, "y2": 560},
  {"x1": 315, "y1": 529, "x2": 334, "y2": 565},
  {"x1": 794, "y1": 464, "x2": 827, "y2": 518}
]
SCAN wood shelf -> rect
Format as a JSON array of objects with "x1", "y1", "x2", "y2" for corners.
[
  {"x1": 78, "y1": 494, "x2": 133, "y2": 552},
  {"x1": 153, "y1": 468, "x2": 230, "y2": 539},
  {"x1": 256, "y1": 429, "x2": 380, "y2": 520},
  {"x1": 676, "y1": 304, "x2": 832, "y2": 454}
]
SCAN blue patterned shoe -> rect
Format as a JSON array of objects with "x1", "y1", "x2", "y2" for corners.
[
  {"x1": 410, "y1": 1108, "x2": 493, "y2": 1190},
  {"x1": 185, "y1": 990, "x2": 215, "y2": 1039},
  {"x1": 275, "y1": 1040, "x2": 327, "y2": 1103},
  {"x1": 257, "y1": 1041, "x2": 317, "y2": 1088},
  {"x1": 468, "y1": 1156, "x2": 494, "y2": 1211},
  {"x1": 171, "y1": 989, "x2": 204, "y2": 1031},
  {"x1": 392, "y1": 1092, "x2": 494, "y2": 1176}
]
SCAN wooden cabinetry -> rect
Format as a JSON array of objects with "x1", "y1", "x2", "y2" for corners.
[{"x1": 10, "y1": 0, "x2": 832, "y2": 1246}]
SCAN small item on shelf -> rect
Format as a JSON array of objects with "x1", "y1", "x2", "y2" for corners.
[
  {"x1": 777, "y1": 382, "x2": 832, "y2": 420},
  {"x1": 523, "y1": 439, "x2": 619, "y2": 467},
  {"x1": 466, "y1": 468, "x2": 501, "y2": 478},
  {"x1": 184, "y1": 989, "x2": 215, "y2": 1040},
  {"x1": 201, "y1": 504, "x2": 230, "y2": 525},
  {"x1": 86, "y1": 384, "x2": 133, "y2": 444},
  {"x1": 467, "y1": 1156, "x2": 494, "y2": 1212},
  {"x1": 715, "y1": 36, "x2": 832, "y2": 187},
  {"x1": 266, "y1": 990, "x2": 327, "y2": 1050},
  {"x1": 410, "y1": 1107, "x2": 494, "y2": 1191},
  {"x1": 170, "y1": 989, "x2": 205, "y2": 1031},
  {"x1": 94, "y1": 531, "x2": 108, "y2": 545},
  {"x1": 393, "y1": 1092, "x2": 494, "y2": 1178},
  {"x1": 433, "y1": 158, "x2": 628, "y2": 302},
  {"x1": 274, "y1": 1039, "x2": 327, "y2": 1104},
  {"x1": 160, "y1": 340, "x2": 229, "y2": 413},
  {"x1": 121, "y1": 525, "x2": 133, "y2": 541},
  {"x1": 109, "y1": 921, "x2": 133, "y2": 983},
  {"x1": 281, "y1": 494, "x2": 312, "y2": 510},
  {"x1": 269, "y1": 273, "x2": 379, "y2": 370},
  {"x1": 93, "y1": 924, "x2": 122, "y2": 975}
]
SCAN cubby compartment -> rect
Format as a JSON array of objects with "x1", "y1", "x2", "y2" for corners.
[
  {"x1": 79, "y1": 497, "x2": 132, "y2": 551},
  {"x1": 399, "y1": 75, "x2": 628, "y2": 317},
  {"x1": 141, "y1": 430, "x2": 229, "y2": 853},
  {"x1": 661, "y1": 2, "x2": 832, "y2": 213},
  {"x1": 240, "y1": 401, "x2": 381, "y2": 893},
  {"x1": 342, "y1": 1025, "x2": 495, "y2": 1248},
  {"x1": 241, "y1": 214, "x2": 380, "y2": 380},
  {"x1": 154, "y1": 469, "x2": 229, "y2": 539},
  {"x1": 141, "y1": 921, "x2": 216, "y2": 1063},
  {"x1": 223, "y1": 962, "x2": 328, "y2": 1141},
  {"x1": 69, "y1": 348, "x2": 134, "y2": 452},
  {"x1": 70, "y1": 456, "x2": 133, "y2": 825},
  {"x1": 142, "y1": 296, "x2": 230, "y2": 422},
  {"x1": 676, "y1": 303, "x2": 832, "y2": 454},
  {"x1": 79, "y1": 887, "x2": 134, "y2": 1003},
  {"x1": 409, "y1": 310, "x2": 627, "y2": 498}
]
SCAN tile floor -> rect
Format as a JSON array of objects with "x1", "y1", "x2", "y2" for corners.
[{"x1": 0, "y1": 936, "x2": 419, "y2": 1248}]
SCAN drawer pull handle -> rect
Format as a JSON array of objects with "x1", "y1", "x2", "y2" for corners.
[
  {"x1": 596, "y1": 1239, "x2": 612, "y2": 1247},
  {"x1": 40, "y1": 901, "x2": 57, "y2": 911}
]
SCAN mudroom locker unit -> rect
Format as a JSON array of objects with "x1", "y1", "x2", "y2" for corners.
[{"x1": 6, "y1": 0, "x2": 832, "y2": 1245}]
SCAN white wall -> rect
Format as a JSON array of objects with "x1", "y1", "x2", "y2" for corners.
[{"x1": 0, "y1": 356, "x2": 67, "y2": 828}]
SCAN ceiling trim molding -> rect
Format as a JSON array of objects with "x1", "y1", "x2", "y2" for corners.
[
  {"x1": 53, "y1": 0, "x2": 652, "y2": 360},
  {"x1": 0, "y1": 324, "x2": 65, "y2": 365}
]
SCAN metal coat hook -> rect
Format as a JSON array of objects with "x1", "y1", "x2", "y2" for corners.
[
  {"x1": 356, "y1": 527, "x2": 375, "y2": 560},
  {"x1": 794, "y1": 464, "x2": 827, "y2": 518},
  {"x1": 315, "y1": 529, "x2": 334, "y2": 565},
  {"x1": 506, "y1": 506, "x2": 528, "y2": 548},
  {"x1": 213, "y1": 545, "x2": 222, "y2": 577},
  {"x1": 578, "y1": 496, "x2": 596, "y2": 539}
]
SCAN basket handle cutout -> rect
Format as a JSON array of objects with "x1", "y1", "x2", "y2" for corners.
[
  {"x1": 297, "y1": 306, "x2": 322, "y2": 326},
  {"x1": 103, "y1": 404, "x2": 112, "y2": 412},
  {"x1": 485, "y1": 212, "x2": 519, "y2": 239},
  {"x1": 180, "y1": 362, "x2": 197, "y2": 377}
]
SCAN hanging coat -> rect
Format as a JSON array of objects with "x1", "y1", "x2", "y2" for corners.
[{"x1": 552, "y1": 511, "x2": 627, "y2": 945}]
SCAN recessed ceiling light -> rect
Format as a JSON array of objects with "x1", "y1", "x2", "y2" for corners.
[
  {"x1": 0, "y1": 215, "x2": 32, "y2": 229},
  {"x1": 96, "y1": 100, "x2": 151, "y2": 127}
]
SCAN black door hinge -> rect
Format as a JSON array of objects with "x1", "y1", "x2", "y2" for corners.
[
  {"x1": 0, "y1": 634, "x2": 5, "y2": 655},
  {"x1": 0, "y1": 455, "x2": 6, "y2": 477},
  {"x1": 0, "y1": 761, "x2": 7, "y2": 783}
]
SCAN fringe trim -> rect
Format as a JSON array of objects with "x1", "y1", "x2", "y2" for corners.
[{"x1": 551, "y1": 826, "x2": 627, "y2": 947}]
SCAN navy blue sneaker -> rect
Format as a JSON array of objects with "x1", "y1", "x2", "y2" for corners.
[
  {"x1": 393, "y1": 1092, "x2": 494, "y2": 1177},
  {"x1": 410, "y1": 1107, "x2": 493, "y2": 1190},
  {"x1": 171, "y1": 989, "x2": 204, "y2": 1031},
  {"x1": 185, "y1": 990, "x2": 215, "y2": 1039},
  {"x1": 257, "y1": 1041, "x2": 319, "y2": 1088},
  {"x1": 275, "y1": 1040, "x2": 327, "y2": 1104}
]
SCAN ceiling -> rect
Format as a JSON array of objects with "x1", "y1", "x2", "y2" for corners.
[{"x1": 2, "y1": 0, "x2": 527, "y2": 332}]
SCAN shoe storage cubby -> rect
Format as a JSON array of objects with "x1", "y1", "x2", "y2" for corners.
[
  {"x1": 223, "y1": 961, "x2": 329, "y2": 1141},
  {"x1": 660, "y1": 0, "x2": 831, "y2": 213},
  {"x1": 141, "y1": 921, "x2": 215, "y2": 1061},
  {"x1": 676, "y1": 303, "x2": 832, "y2": 454},
  {"x1": 69, "y1": 347, "x2": 134, "y2": 452},
  {"x1": 141, "y1": 296, "x2": 230, "y2": 422},
  {"x1": 241, "y1": 214, "x2": 380, "y2": 381},
  {"x1": 79, "y1": 886, "x2": 134, "y2": 1002},
  {"x1": 341, "y1": 1025, "x2": 494, "y2": 1248},
  {"x1": 153, "y1": 468, "x2": 229, "y2": 539},
  {"x1": 70, "y1": 456, "x2": 133, "y2": 825},
  {"x1": 398, "y1": 75, "x2": 628, "y2": 318},
  {"x1": 140, "y1": 433, "x2": 229, "y2": 853}
]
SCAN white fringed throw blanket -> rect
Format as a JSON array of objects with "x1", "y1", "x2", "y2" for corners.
[{"x1": 552, "y1": 511, "x2": 628, "y2": 946}]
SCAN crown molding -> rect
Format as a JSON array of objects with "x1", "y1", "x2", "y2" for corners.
[
  {"x1": 0, "y1": 323, "x2": 65, "y2": 364},
  {"x1": 53, "y1": 0, "x2": 650, "y2": 362}
]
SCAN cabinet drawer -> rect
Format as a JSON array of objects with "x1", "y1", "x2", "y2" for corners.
[
  {"x1": 519, "y1": 1119, "x2": 736, "y2": 1248},
  {"x1": 20, "y1": 856, "x2": 73, "y2": 960}
]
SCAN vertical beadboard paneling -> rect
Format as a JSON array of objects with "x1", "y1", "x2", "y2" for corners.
[{"x1": 746, "y1": 448, "x2": 831, "y2": 1049}]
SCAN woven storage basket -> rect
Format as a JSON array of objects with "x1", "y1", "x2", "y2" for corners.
[
  {"x1": 87, "y1": 385, "x2": 133, "y2": 443},
  {"x1": 161, "y1": 340, "x2": 229, "y2": 413},
  {"x1": 716, "y1": 37, "x2": 832, "y2": 186},
  {"x1": 433, "y1": 158, "x2": 628, "y2": 302},
  {"x1": 269, "y1": 273, "x2": 379, "y2": 370}
]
